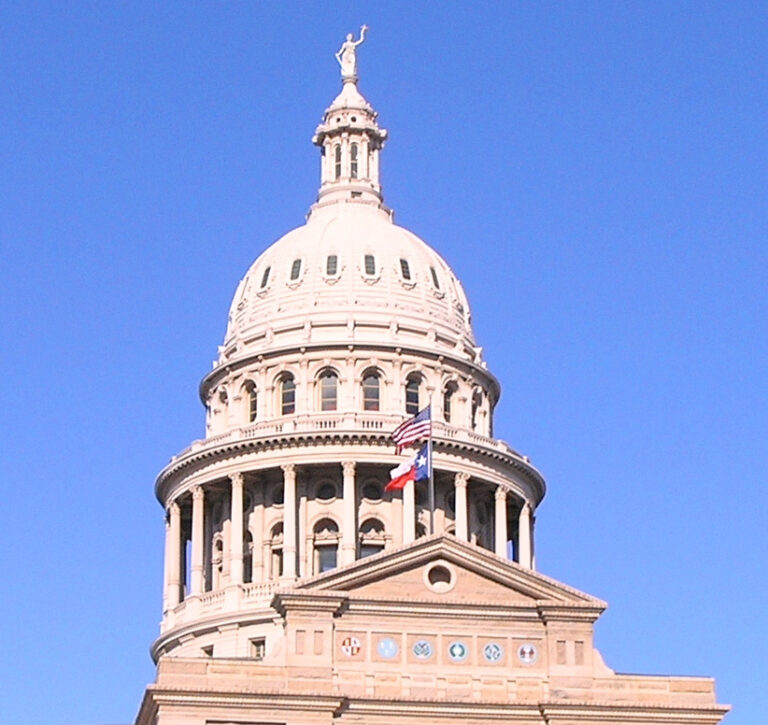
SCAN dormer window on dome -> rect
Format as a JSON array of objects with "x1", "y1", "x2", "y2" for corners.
[
  {"x1": 399, "y1": 258, "x2": 411, "y2": 281},
  {"x1": 430, "y1": 266, "x2": 441, "y2": 289},
  {"x1": 364, "y1": 254, "x2": 376, "y2": 276},
  {"x1": 260, "y1": 266, "x2": 271, "y2": 289},
  {"x1": 326, "y1": 254, "x2": 338, "y2": 277},
  {"x1": 289, "y1": 259, "x2": 303, "y2": 282}
]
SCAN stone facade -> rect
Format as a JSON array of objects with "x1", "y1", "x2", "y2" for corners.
[{"x1": 134, "y1": 38, "x2": 728, "y2": 725}]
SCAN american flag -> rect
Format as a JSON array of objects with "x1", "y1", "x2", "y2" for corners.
[{"x1": 391, "y1": 405, "x2": 431, "y2": 453}]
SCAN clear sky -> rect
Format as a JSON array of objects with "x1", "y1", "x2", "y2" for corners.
[{"x1": 0, "y1": 3, "x2": 765, "y2": 724}]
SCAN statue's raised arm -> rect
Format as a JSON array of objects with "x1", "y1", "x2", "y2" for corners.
[{"x1": 336, "y1": 25, "x2": 368, "y2": 80}]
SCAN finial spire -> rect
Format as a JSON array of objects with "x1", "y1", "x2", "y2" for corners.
[
  {"x1": 335, "y1": 25, "x2": 368, "y2": 83},
  {"x1": 309, "y1": 26, "x2": 388, "y2": 218}
]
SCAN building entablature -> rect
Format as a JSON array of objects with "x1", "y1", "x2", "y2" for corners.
[{"x1": 154, "y1": 422, "x2": 545, "y2": 505}]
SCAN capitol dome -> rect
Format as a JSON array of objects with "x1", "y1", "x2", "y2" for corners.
[
  {"x1": 223, "y1": 203, "x2": 476, "y2": 363},
  {"x1": 153, "y1": 50, "x2": 545, "y2": 664}
]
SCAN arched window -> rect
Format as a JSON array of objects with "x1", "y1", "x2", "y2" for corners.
[
  {"x1": 471, "y1": 389, "x2": 482, "y2": 431},
  {"x1": 350, "y1": 143, "x2": 358, "y2": 178},
  {"x1": 334, "y1": 145, "x2": 342, "y2": 179},
  {"x1": 211, "y1": 534, "x2": 224, "y2": 590},
  {"x1": 319, "y1": 370, "x2": 338, "y2": 411},
  {"x1": 269, "y1": 523, "x2": 283, "y2": 580},
  {"x1": 243, "y1": 531, "x2": 253, "y2": 584},
  {"x1": 281, "y1": 375, "x2": 296, "y2": 415},
  {"x1": 359, "y1": 518, "x2": 386, "y2": 558},
  {"x1": 243, "y1": 381, "x2": 258, "y2": 423},
  {"x1": 362, "y1": 372, "x2": 380, "y2": 411},
  {"x1": 443, "y1": 381, "x2": 457, "y2": 424},
  {"x1": 405, "y1": 374, "x2": 421, "y2": 415},
  {"x1": 313, "y1": 518, "x2": 339, "y2": 573}
]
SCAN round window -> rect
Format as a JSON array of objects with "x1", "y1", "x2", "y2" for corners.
[
  {"x1": 423, "y1": 561, "x2": 456, "y2": 593},
  {"x1": 316, "y1": 483, "x2": 337, "y2": 501},
  {"x1": 362, "y1": 483, "x2": 382, "y2": 501}
]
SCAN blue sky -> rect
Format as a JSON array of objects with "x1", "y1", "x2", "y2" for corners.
[{"x1": 0, "y1": 3, "x2": 765, "y2": 724}]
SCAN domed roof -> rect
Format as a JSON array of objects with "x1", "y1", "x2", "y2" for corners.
[
  {"x1": 218, "y1": 74, "x2": 478, "y2": 367},
  {"x1": 223, "y1": 202, "x2": 475, "y2": 362}
]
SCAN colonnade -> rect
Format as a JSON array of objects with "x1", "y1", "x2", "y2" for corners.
[{"x1": 163, "y1": 463, "x2": 535, "y2": 612}]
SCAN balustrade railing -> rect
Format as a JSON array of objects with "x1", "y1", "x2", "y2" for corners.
[{"x1": 169, "y1": 412, "x2": 525, "y2": 464}]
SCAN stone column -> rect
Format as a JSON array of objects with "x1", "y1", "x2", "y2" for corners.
[
  {"x1": 166, "y1": 501, "x2": 182, "y2": 608},
  {"x1": 282, "y1": 464, "x2": 297, "y2": 579},
  {"x1": 229, "y1": 473, "x2": 244, "y2": 585},
  {"x1": 342, "y1": 461, "x2": 357, "y2": 564},
  {"x1": 518, "y1": 502, "x2": 532, "y2": 569},
  {"x1": 403, "y1": 479, "x2": 415, "y2": 544},
  {"x1": 191, "y1": 486, "x2": 205, "y2": 594},
  {"x1": 494, "y1": 487, "x2": 508, "y2": 558},
  {"x1": 454, "y1": 472, "x2": 469, "y2": 540}
]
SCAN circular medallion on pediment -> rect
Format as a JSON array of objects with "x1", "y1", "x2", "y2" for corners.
[
  {"x1": 518, "y1": 643, "x2": 537, "y2": 665},
  {"x1": 448, "y1": 640, "x2": 468, "y2": 662},
  {"x1": 483, "y1": 642, "x2": 503, "y2": 663},
  {"x1": 412, "y1": 639, "x2": 433, "y2": 660},
  {"x1": 377, "y1": 637, "x2": 399, "y2": 659}
]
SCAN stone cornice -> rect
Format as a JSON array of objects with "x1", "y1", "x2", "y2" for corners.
[
  {"x1": 271, "y1": 590, "x2": 347, "y2": 616},
  {"x1": 151, "y1": 606, "x2": 278, "y2": 661}
]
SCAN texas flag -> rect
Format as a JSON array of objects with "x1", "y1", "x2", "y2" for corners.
[{"x1": 385, "y1": 442, "x2": 431, "y2": 492}]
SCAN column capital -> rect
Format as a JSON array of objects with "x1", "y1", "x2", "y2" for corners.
[
  {"x1": 192, "y1": 485, "x2": 204, "y2": 501},
  {"x1": 169, "y1": 500, "x2": 180, "y2": 516},
  {"x1": 281, "y1": 463, "x2": 296, "y2": 479},
  {"x1": 494, "y1": 486, "x2": 507, "y2": 502},
  {"x1": 342, "y1": 460, "x2": 356, "y2": 477},
  {"x1": 454, "y1": 472, "x2": 470, "y2": 488},
  {"x1": 230, "y1": 471, "x2": 244, "y2": 488}
]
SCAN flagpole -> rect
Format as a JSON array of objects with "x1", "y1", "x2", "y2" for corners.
[{"x1": 428, "y1": 406, "x2": 435, "y2": 535}]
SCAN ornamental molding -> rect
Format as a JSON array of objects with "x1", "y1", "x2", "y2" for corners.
[{"x1": 155, "y1": 421, "x2": 545, "y2": 503}]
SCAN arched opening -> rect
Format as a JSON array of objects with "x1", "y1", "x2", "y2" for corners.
[
  {"x1": 405, "y1": 373, "x2": 422, "y2": 415},
  {"x1": 269, "y1": 523, "x2": 283, "y2": 580},
  {"x1": 362, "y1": 371, "x2": 380, "y2": 411},
  {"x1": 243, "y1": 381, "x2": 257, "y2": 423},
  {"x1": 350, "y1": 143, "x2": 358, "y2": 178},
  {"x1": 319, "y1": 370, "x2": 338, "y2": 411},
  {"x1": 471, "y1": 389, "x2": 482, "y2": 431},
  {"x1": 243, "y1": 531, "x2": 253, "y2": 584},
  {"x1": 280, "y1": 375, "x2": 296, "y2": 415},
  {"x1": 443, "y1": 381, "x2": 457, "y2": 423},
  {"x1": 359, "y1": 518, "x2": 386, "y2": 558},
  {"x1": 334, "y1": 145, "x2": 342, "y2": 179},
  {"x1": 313, "y1": 518, "x2": 340, "y2": 573}
]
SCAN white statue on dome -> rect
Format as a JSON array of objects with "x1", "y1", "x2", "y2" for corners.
[{"x1": 336, "y1": 25, "x2": 368, "y2": 80}]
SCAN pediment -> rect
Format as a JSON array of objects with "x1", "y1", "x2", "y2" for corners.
[{"x1": 294, "y1": 535, "x2": 605, "y2": 612}]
